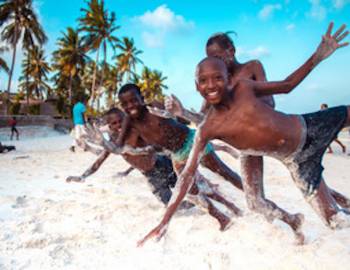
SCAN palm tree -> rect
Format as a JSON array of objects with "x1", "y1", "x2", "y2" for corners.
[
  {"x1": 52, "y1": 27, "x2": 89, "y2": 104},
  {"x1": 115, "y1": 37, "x2": 143, "y2": 82},
  {"x1": 103, "y1": 63, "x2": 121, "y2": 108},
  {"x1": 137, "y1": 66, "x2": 167, "y2": 103},
  {"x1": 0, "y1": 45, "x2": 9, "y2": 74},
  {"x1": 19, "y1": 45, "x2": 51, "y2": 100},
  {"x1": 0, "y1": 0, "x2": 47, "y2": 107},
  {"x1": 78, "y1": 0, "x2": 119, "y2": 110}
]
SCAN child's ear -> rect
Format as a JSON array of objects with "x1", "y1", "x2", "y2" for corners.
[{"x1": 228, "y1": 75, "x2": 234, "y2": 90}]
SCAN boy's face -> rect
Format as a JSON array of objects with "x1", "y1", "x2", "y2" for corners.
[
  {"x1": 119, "y1": 89, "x2": 144, "y2": 119},
  {"x1": 206, "y1": 43, "x2": 234, "y2": 67},
  {"x1": 107, "y1": 113, "x2": 123, "y2": 133},
  {"x1": 196, "y1": 59, "x2": 229, "y2": 105}
]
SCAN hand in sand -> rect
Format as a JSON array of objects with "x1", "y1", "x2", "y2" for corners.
[
  {"x1": 137, "y1": 223, "x2": 168, "y2": 247},
  {"x1": 314, "y1": 22, "x2": 349, "y2": 64},
  {"x1": 165, "y1": 94, "x2": 184, "y2": 117},
  {"x1": 66, "y1": 176, "x2": 85, "y2": 183}
]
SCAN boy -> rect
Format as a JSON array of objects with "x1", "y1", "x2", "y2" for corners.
[
  {"x1": 67, "y1": 108, "x2": 177, "y2": 205},
  {"x1": 9, "y1": 116, "x2": 19, "y2": 140},
  {"x1": 70, "y1": 94, "x2": 88, "y2": 152},
  {"x1": 138, "y1": 22, "x2": 350, "y2": 245}
]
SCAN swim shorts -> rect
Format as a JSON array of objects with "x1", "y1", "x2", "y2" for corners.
[
  {"x1": 171, "y1": 128, "x2": 214, "y2": 162},
  {"x1": 283, "y1": 106, "x2": 348, "y2": 196},
  {"x1": 143, "y1": 155, "x2": 177, "y2": 204}
]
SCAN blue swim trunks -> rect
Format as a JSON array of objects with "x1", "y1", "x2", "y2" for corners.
[{"x1": 171, "y1": 128, "x2": 214, "y2": 162}]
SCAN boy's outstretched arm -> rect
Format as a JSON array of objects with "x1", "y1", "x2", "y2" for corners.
[
  {"x1": 137, "y1": 127, "x2": 209, "y2": 247},
  {"x1": 251, "y1": 22, "x2": 348, "y2": 96},
  {"x1": 66, "y1": 150, "x2": 110, "y2": 182},
  {"x1": 165, "y1": 94, "x2": 205, "y2": 125}
]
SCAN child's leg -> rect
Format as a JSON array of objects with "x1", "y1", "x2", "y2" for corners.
[
  {"x1": 334, "y1": 139, "x2": 346, "y2": 153},
  {"x1": 308, "y1": 179, "x2": 350, "y2": 228},
  {"x1": 202, "y1": 195, "x2": 232, "y2": 231},
  {"x1": 206, "y1": 192, "x2": 242, "y2": 216},
  {"x1": 241, "y1": 156, "x2": 305, "y2": 244},
  {"x1": 201, "y1": 151, "x2": 243, "y2": 190},
  {"x1": 195, "y1": 172, "x2": 242, "y2": 216},
  {"x1": 330, "y1": 188, "x2": 350, "y2": 209}
]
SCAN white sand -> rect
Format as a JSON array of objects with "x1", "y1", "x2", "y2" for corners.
[{"x1": 0, "y1": 128, "x2": 349, "y2": 270}]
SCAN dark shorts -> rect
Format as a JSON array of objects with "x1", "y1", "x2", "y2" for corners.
[
  {"x1": 143, "y1": 155, "x2": 177, "y2": 205},
  {"x1": 284, "y1": 106, "x2": 348, "y2": 196}
]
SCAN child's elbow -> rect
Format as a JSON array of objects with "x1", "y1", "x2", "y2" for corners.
[{"x1": 280, "y1": 82, "x2": 294, "y2": 94}]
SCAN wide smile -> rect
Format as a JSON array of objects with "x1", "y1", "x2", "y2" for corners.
[{"x1": 206, "y1": 91, "x2": 220, "y2": 99}]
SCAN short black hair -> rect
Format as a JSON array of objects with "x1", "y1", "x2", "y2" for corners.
[
  {"x1": 104, "y1": 107, "x2": 124, "y2": 117},
  {"x1": 118, "y1": 83, "x2": 142, "y2": 98},
  {"x1": 206, "y1": 32, "x2": 236, "y2": 51}
]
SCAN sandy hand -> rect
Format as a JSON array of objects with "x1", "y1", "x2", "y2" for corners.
[
  {"x1": 314, "y1": 22, "x2": 349, "y2": 64},
  {"x1": 147, "y1": 106, "x2": 173, "y2": 119},
  {"x1": 165, "y1": 94, "x2": 184, "y2": 117},
  {"x1": 82, "y1": 123, "x2": 106, "y2": 147},
  {"x1": 66, "y1": 176, "x2": 85, "y2": 183},
  {"x1": 137, "y1": 224, "x2": 168, "y2": 247}
]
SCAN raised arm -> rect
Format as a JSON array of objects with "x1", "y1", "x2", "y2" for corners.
[
  {"x1": 66, "y1": 150, "x2": 110, "y2": 183},
  {"x1": 82, "y1": 123, "x2": 155, "y2": 156},
  {"x1": 165, "y1": 94, "x2": 205, "y2": 125},
  {"x1": 137, "y1": 125, "x2": 210, "y2": 246},
  {"x1": 252, "y1": 22, "x2": 348, "y2": 96}
]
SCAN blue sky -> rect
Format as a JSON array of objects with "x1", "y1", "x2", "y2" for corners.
[{"x1": 1, "y1": 0, "x2": 349, "y2": 113}]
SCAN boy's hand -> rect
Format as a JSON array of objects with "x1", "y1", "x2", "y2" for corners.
[
  {"x1": 314, "y1": 22, "x2": 349, "y2": 64},
  {"x1": 66, "y1": 176, "x2": 85, "y2": 183},
  {"x1": 165, "y1": 94, "x2": 184, "y2": 117},
  {"x1": 82, "y1": 123, "x2": 105, "y2": 146},
  {"x1": 137, "y1": 223, "x2": 168, "y2": 247}
]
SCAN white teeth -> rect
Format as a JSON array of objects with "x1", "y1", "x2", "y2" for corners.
[
  {"x1": 207, "y1": 92, "x2": 218, "y2": 97},
  {"x1": 130, "y1": 109, "x2": 138, "y2": 115}
]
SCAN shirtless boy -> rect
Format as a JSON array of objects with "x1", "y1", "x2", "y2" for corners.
[
  {"x1": 67, "y1": 108, "x2": 177, "y2": 205},
  {"x1": 166, "y1": 32, "x2": 275, "y2": 201},
  {"x1": 138, "y1": 22, "x2": 350, "y2": 245}
]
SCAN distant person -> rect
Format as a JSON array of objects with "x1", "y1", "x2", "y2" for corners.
[
  {"x1": 9, "y1": 116, "x2": 19, "y2": 140},
  {"x1": 70, "y1": 94, "x2": 88, "y2": 152},
  {"x1": 0, "y1": 142, "x2": 15, "y2": 153},
  {"x1": 321, "y1": 103, "x2": 347, "y2": 154}
]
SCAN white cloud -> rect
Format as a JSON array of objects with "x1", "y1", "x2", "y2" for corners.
[
  {"x1": 135, "y1": 5, "x2": 194, "y2": 32},
  {"x1": 258, "y1": 4, "x2": 282, "y2": 20},
  {"x1": 141, "y1": 32, "x2": 164, "y2": 48},
  {"x1": 308, "y1": 0, "x2": 327, "y2": 20},
  {"x1": 286, "y1": 23, "x2": 295, "y2": 31},
  {"x1": 332, "y1": 0, "x2": 350, "y2": 9},
  {"x1": 236, "y1": 46, "x2": 270, "y2": 59}
]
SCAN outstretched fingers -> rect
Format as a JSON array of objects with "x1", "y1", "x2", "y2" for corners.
[
  {"x1": 332, "y1": 24, "x2": 346, "y2": 40},
  {"x1": 325, "y1": 21, "x2": 334, "y2": 37}
]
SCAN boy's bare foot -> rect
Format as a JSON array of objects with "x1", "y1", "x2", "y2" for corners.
[
  {"x1": 341, "y1": 145, "x2": 346, "y2": 153},
  {"x1": 291, "y1": 213, "x2": 305, "y2": 245},
  {"x1": 219, "y1": 215, "x2": 234, "y2": 231},
  {"x1": 69, "y1": 146, "x2": 75, "y2": 152}
]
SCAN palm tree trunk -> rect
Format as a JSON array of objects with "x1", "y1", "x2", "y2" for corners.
[
  {"x1": 6, "y1": 32, "x2": 18, "y2": 115},
  {"x1": 96, "y1": 41, "x2": 107, "y2": 112},
  {"x1": 26, "y1": 52, "x2": 30, "y2": 114},
  {"x1": 68, "y1": 74, "x2": 73, "y2": 105},
  {"x1": 90, "y1": 48, "x2": 100, "y2": 109}
]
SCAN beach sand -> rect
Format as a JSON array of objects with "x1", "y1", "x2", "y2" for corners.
[{"x1": 0, "y1": 127, "x2": 349, "y2": 269}]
